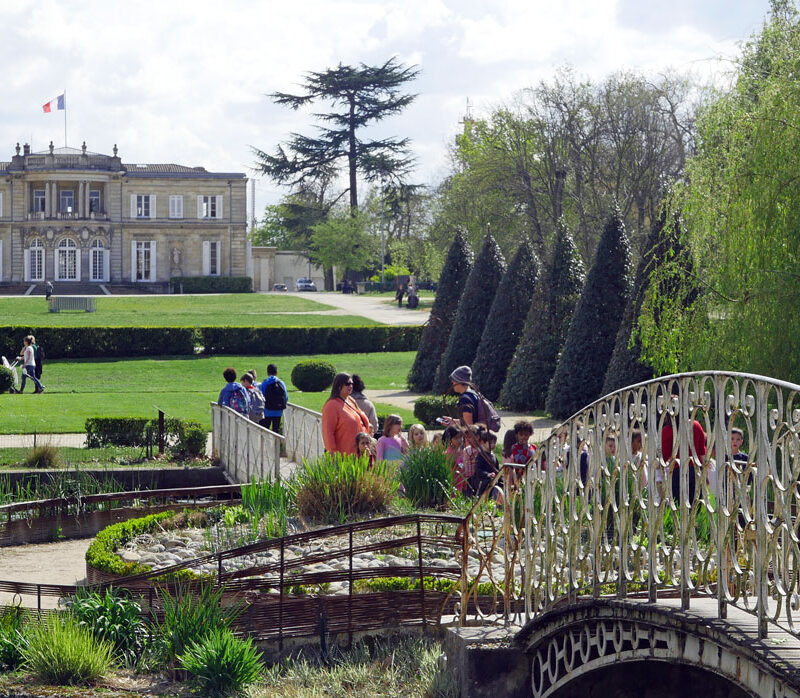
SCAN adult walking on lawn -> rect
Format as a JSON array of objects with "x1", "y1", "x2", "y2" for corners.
[
  {"x1": 322, "y1": 372, "x2": 371, "y2": 455},
  {"x1": 259, "y1": 363, "x2": 288, "y2": 434},
  {"x1": 18, "y1": 335, "x2": 45, "y2": 394}
]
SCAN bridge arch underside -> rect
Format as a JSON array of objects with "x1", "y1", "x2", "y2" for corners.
[{"x1": 517, "y1": 600, "x2": 800, "y2": 698}]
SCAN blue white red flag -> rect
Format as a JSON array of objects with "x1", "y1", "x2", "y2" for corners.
[{"x1": 42, "y1": 94, "x2": 65, "y2": 113}]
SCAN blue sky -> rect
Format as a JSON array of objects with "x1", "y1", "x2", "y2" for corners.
[{"x1": 0, "y1": 0, "x2": 771, "y2": 221}]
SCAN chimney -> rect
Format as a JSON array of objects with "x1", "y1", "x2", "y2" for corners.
[{"x1": 23, "y1": 143, "x2": 30, "y2": 155}]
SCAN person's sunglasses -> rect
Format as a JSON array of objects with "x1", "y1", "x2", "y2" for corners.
[{"x1": 345, "y1": 381, "x2": 354, "y2": 386}]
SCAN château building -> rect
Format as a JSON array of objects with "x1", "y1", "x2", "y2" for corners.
[{"x1": 0, "y1": 142, "x2": 247, "y2": 289}]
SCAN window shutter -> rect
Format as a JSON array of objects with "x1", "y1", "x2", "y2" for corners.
[
  {"x1": 130, "y1": 195, "x2": 136, "y2": 218},
  {"x1": 150, "y1": 241, "x2": 157, "y2": 281},
  {"x1": 177, "y1": 195, "x2": 183, "y2": 218},
  {"x1": 197, "y1": 196, "x2": 203, "y2": 219},
  {"x1": 0, "y1": 192, "x2": 3, "y2": 218},
  {"x1": 131, "y1": 241, "x2": 137, "y2": 281},
  {"x1": 202, "y1": 240, "x2": 210, "y2": 276},
  {"x1": 23, "y1": 249, "x2": 29, "y2": 282},
  {"x1": 216, "y1": 195, "x2": 223, "y2": 219},
  {"x1": 75, "y1": 247, "x2": 82, "y2": 282},
  {"x1": 0, "y1": 239, "x2": 3, "y2": 281},
  {"x1": 103, "y1": 249, "x2": 110, "y2": 282},
  {"x1": 213, "y1": 241, "x2": 220, "y2": 275},
  {"x1": 149, "y1": 194, "x2": 157, "y2": 219}
]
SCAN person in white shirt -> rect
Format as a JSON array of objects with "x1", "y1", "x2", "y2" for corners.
[{"x1": 18, "y1": 335, "x2": 44, "y2": 394}]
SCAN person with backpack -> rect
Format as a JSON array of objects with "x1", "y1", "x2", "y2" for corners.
[
  {"x1": 259, "y1": 363, "x2": 288, "y2": 434},
  {"x1": 241, "y1": 373, "x2": 265, "y2": 423},
  {"x1": 442, "y1": 365, "x2": 501, "y2": 432},
  {"x1": 217, "y1": 367, "x2": 250, "y2": 416}
]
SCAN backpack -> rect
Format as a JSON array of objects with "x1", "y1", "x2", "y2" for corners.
[
  {"x1": 247, "y1": 387, "x2": 265, "y2": 421},
  {"x1": 264, "y1": 380, "x2": 287, "y2": 411},
  {"x1": 226, "y1": 386, "x2": 249, "y2": 416},
  {"x1": 474, "y1": 390, "x2": 502, "y2": 432}
]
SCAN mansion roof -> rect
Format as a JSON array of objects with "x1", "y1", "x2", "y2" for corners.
[{"x1": 0, "y1": 143, "x2": 244, "y2": 179}]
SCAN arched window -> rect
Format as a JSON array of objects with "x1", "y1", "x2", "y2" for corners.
[
  {"x1": 90, "y1": 239, "x2": 108, "y2": 282},
  {"x1": 56, "y1": 238, "x2": 78, "y2": 281},
  {"x1": 25, "y1": 239, "x2": 44, "y2": 282}
]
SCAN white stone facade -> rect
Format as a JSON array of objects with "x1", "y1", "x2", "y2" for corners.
[{"x1": 0, "y1": 142, "x2": 247, "y2": 286}]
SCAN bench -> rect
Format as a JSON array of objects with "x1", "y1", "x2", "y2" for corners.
[{"x1": 48, "y1": 296, "x2": 97, "y2": 313}]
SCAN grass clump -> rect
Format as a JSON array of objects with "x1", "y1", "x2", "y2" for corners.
[
  {"x1": 156, "y1": 582, "x2": 243, "y2": 670},
  {"x1": 0, "y1": 605, "x2": 30, "y2": 670},
  {"x1": 400, "y1": 446, "x2": 454, "y2": 508},
  {"x1": 293, "y1": 452, "x2": 398, "y2": 525},
  {"x1": 21, "y1": 444, "x2": 61, "y2": 469},
  {"x1": 22, "y1": 613, "x2": 115, "y2": 685},
  {"x1": 180, "y1": 628, "x2": 264, "y2": 697},
  {"x1": 258, "y1": 633, "x2": 457, "y2": 698}
]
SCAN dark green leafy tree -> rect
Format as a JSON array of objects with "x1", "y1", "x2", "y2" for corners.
[
  {"x1": 254, "y1": 58, "x2": 420, "y2": 213},
  {"x1": 471, "y1": 240, "x2": 539, "y2": 402},
  {"x1": 407, "y1": 233, "x2": 473, "y2": 392},
  {"x1": 500, "y1": 220, "x2": 585, "y2": 411},
  {"x1": 434, "y1": 235, "x2": 506, "y2": 394},
  {"x1": 546, "y1": 210, "x2": 631, "y2": 419}
]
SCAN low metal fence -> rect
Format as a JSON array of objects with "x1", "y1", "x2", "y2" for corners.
[
  {"x1": 284, "y1": 403, "x2": 324, "y2": 465},
  {"x1": 211, "y1": 402, "x2": 284, "y2": 481}
]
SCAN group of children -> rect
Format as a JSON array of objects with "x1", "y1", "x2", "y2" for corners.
[
  {"x1": 217, "y1": 365, "x2": 288, "y2": 432},
  {"x1": 353, "y1": 414, "x2": 538, "y2": 502}
]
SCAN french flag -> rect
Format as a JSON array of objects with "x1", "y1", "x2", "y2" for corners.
[{"x1": 42, "y1": 93, "x2": 65, "y2": 113}]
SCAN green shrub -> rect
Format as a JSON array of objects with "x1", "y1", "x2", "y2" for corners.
[
  {"x1": 413, "y1": 394, "x2": 459, "y2": 427},
  {"x1": 21, "y1": 444, "x2": 61, "y2": 469},
  {"x1": 546, "y1": 209, "x2": 631, "y2": 419},
  {"x1": 0, "y1": 326, "x2": 196, "y2": 360},
  {"x1": 0, "y1": 605, "x2": 29, "y2": 670},
  {"x1": 22, "y1": 613, "x2": 115, "y2": 685},
  {"x1": 170, "y1": 276, "x2": 252, "y2": 293},
  {"x1": 291, "y1": 359, "x2": 337, "y2": 392},
  {"x1": 293, "y1": 452, "x2": 398, "y2": 524},
  {"x1": 353, "y1": 576, "x2": 498, "y2": 596},
  {"x1": 400, "y1": 446, "x2": 454, "y2": 508},
  {"x1": 471, "y1": 240, "x2": 539, "y2": 402},
  {"x1": 180, "y1": 629, "x2": 264, "y2": 697},
  {"x1": 164, "y1": 418, "x2": 207, "y2": 457},
  {"x1": 368, "y1": 263, "x2": 410, "y2": 283},
  {"x1": 157, "y1": 583, "x2": 243, "y2": 670},
  {"x1": 433, "y1": 234, "x2": 506, "y2": 394},
  {"x1": 85, "y1": 417, "x2": 151, "y2": 448},
  {"x1": 67, "y1": 588, "x2": 149, "y2": 668},
  {"x1": 408, "y1": 232, "x2": 473, "y2": 392},
  {"x1": 500, "y1": 220, "x2": 585, "y2": 411},
  {"x1": 0, "y1": 366, "x2": 14, "y2": 394}
]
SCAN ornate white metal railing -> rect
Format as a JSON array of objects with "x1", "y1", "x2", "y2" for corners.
[
  {"x1": 211, "y1": 402, "x2": 284, "y2": 482},
  {"x1": 457, "y1": 371, "x2": 800, "y2": 640},
  {"x1": 283, "y1": 403, "x2": 324, "y2": 464}
]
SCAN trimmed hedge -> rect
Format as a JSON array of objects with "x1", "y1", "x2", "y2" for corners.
[
  {"x1": 86, "y1": 510, "x2": 209, "y2": 579},
  {"x1": 291, "y1": 359, "x2": 336, "y2": 392},
  {"x1": 0, "y1": 327, "x2": 196, "y2": 360},
  {"x1": 85, "y1": 416, "x2": 207, "y2": 456},
  {"x1": 199, "y1": 325, "x2": 423, "y2": 355},
  {"x1": 413, "y1": 394, "x2": 459, "y2": 427},
  {"x1": 170, "y1": 276, "x2": 252, "y2": 293},
  {"x1": 0, "y1": 325, "x2": 422, "y2": 359}
]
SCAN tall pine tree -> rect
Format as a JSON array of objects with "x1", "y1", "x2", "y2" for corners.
[
  {"x1": 407, "y1": 233, "x2": 473, "y2": 392},
  {"x1": 500, "y1": 221, "x2": 584, "y2": 411},
  {"x1": 472, "y1": 240, "x2": 539, "y2": 402},
  {"x1": 434, "y1": 235, "x2": 506, "y2": 394},
  {"x1": 546, "y1": 209, "x2": 631, "y2": 419}
]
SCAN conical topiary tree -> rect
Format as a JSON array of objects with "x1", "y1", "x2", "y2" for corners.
[
  {"x1": 601, "y1": 210, "x2": 668, "y2": 395},
  {"x1": 546, "y1": 209, "x2": 631, "y2": 419},
  {"x1": 499, "y1": 220, "x2": 585, "y2": 411},
  {"x1": 434, "y1": 234, "x2": 506, "y2": 394},
  {"x1": 407, "y1": 233, "x2": 473, "y2": 392},
  {"x1": 472, "y1": 240, "x2": 539, "y2": 402}
]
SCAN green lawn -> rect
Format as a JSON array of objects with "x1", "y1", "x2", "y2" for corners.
[
  {"x1": 0, "y1": 352, "x2": 416, "y2": 433},
  {"x1": 0, "y1": 295, "x2": 380, "y2": 327}
]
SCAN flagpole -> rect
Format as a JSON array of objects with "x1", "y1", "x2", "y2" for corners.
[{"x1": 63, "y1": 88, "x2": 67, "y2": 147}]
